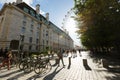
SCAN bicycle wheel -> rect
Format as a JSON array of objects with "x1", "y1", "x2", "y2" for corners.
[
  {"x1": 24, "y1": 62, "x2": 31, "y2": 73},
  {"x1": 40, "y1": 61, "x2": 52, "y2": 74},
  {"x1": 46, "y1": 62, "x2": 52, "y2": 71},
  {"x1": 19, "y1": 61, "x2": 25, "y2": 70},
  {"x1": 34, "y1": 63, "x2": 44, "y2": 74}
]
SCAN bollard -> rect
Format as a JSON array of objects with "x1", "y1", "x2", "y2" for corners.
[
  {"x1": 83, "y1": 59, "x2": 88, "y2": 66},
  {"x1": 101, "y1": 59, "x2": 109, "y2": 68}
]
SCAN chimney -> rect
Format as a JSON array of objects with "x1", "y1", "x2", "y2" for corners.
[
  {"x1": 36, "y1": 4, "x2": 40, "y2": 14},
  {"x1": 46, "y1": 13, "x2": 49, "y2": 21},
  {"x1": 16, "y1": 0, "x2": 22, "y2": 4}
]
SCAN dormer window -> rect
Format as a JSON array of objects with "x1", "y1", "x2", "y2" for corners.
[
  {"x1": 23, "y1": 7, "x2": 29, "y2": 13},
  {"x1": 30, "y1": 10, "x2": 35, "y2": 17},
  {"x1": 36, "y1": 14, "x2": 40, "y2": 20}
]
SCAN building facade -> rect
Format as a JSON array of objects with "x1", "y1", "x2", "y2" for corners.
[{"x1": 0, "y1": 0, "x2": 74, "y2": 52}]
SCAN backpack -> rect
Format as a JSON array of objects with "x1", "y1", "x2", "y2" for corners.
[{"x1": 7, "y1": 51, "x2": 12, "y2": 59}]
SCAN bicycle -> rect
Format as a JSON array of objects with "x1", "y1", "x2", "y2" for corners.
[
  {"x1": 34, "y1": 57, "x2": 52, "y2": 74},
  {"x1": 23, "y1": 57, "x2": 37, "y2": 73},
  {"x1": 18, "y1": 57, "x2": 29, "y2": 70}
]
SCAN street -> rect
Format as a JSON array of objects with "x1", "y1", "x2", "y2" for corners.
[{"x1": 0, "y1": 51, "x2": 120, "y2": 80}]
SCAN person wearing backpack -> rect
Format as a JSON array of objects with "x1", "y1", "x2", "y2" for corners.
[{"x1": 0, "y1": 48, "x2": 12, "y2": 70}]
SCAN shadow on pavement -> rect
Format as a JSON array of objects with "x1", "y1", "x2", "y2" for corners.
[
  {"x1": 26, "y1": 74, "x2": 42, "y2": 80},
  {"x1": 7, "y1": 71, "x2": 32, "y2": 80},
  {"x1": 96, "y1": 69, "x2": 120, "y2": 80},
  {"x1": 67, "y1": 64, "x2": 71, "y2": 69},
  {"x1": 105, "y1": 73, "x2": 120, "y2": 80},
  {"x1": 67, "y1": 57, "x2": 71, "y2": 69},
  {"x1": 0, "y1": 69, "x2": 21, "y2": 78},
  {"x1": 51, "y1": 63, "x2": 57, "y2": 67},
  {"x1": 108, "y1": 67, "x2": 120, "y2": 73},
  {"x1": 43, "y1": 66, "x2": 63, "y2": 80},
  {"x1": 26, "y1": 68, "x2": 52, "y2": 80}
]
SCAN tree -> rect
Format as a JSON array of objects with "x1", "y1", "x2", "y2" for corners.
[{"x1": 74, "y1": 0, "x2": 120, "y2": 53}]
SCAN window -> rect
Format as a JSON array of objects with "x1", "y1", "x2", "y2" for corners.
[
  {"x1": 43, "y1": 40, "x2": 44, "y2": 44},
  {"x1": 30, "y1": 10, "x2": 35, "y2": 17},
  {"x1": 23, "y1": 21, "x2": 26, "y2": 26},
  {"x1": 20, "y1": 35, "x2": 24, "y2": 42},
  {"x1": 23, "y1": 7, "x2": 29, "y2": 13},
  {"x1": 30, "y1": 24, "x2": 34, "y2": 32},
  {"x1": 36, "y1": 32, "x2": 39, "y2": 38},
  {"x1": 36, "y1": 39, "x2": 39, "y2": 44},
  {"x1": 46, "y1": 40, "x2": 48, "y2": 45},
  {"x1": 30, "y1": 20, "x2": 34, "y2": 32},
  {"x1": 37, "y1": 23, "x2": 41, "y2": 29},
  {"x1": 46, "y1": 31, "x2": 48, "y2": 36},
  {"x1": 31, "y1": 24, "x2": 34, "y2": 29},
  {"x1": 36, "y1": 46, "x2": 39, "y2": 50},
  {"x1": 21, "y1": 27, "x2": 26, "y2": 33},
  {"x1": 29, "y1": 45, "x2": 32, "y2": 50},
  {"x1": 36, "y1": 14, "x2": 40, "y2": 20},
  {"x1": 29, "y1": 37, "x2": 32, "y2": 43}
]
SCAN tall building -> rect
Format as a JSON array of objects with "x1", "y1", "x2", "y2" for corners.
[{"x1": 0, "y1": 0, "x2": 74, "y2": 52}]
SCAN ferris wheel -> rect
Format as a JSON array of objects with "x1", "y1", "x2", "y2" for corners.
[{"x1": 61, "y1": 8, "x2": 74, "y2": 33}]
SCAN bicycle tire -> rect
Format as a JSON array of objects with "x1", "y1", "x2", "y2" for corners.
[
  {"x1": 34, "y1": 63, "x2": 44, "y2": 74},
  {"x1": 46, "y1": 62, "x2": 52, "y2": 69},
  {"x1": 24, "y1": 62, "x2": 31, "y2": 73},
  {"x1": 19, "y1": 61, "x2": 25, "y2": 70}
]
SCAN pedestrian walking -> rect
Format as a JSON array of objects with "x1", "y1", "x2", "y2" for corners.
[
  {"x1": 0, "y1": 48, "x2": 12, "y2": 70},
  {"x1": 57, "y1": 48, "x2": 65, "y2": 67},
  {"x1": 78, "y1": 49, "x2": 82, "y2": 57}
]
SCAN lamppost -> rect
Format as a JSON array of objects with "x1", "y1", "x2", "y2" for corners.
[{"x1": 18, "y1": 34, "x2": 24, "y2": 58}]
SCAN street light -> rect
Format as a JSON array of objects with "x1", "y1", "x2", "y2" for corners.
[{"x1": 18, "y1": 34, "x2": 24, "y2": 58}]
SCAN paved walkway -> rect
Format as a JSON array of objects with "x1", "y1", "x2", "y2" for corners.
[{"x1": 0, "y1": 51, "x2": 120, "y2": 80}]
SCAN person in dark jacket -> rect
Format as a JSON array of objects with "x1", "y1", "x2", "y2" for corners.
[{"x1": 57, "y1": 48, "x2": 65, "y2": 67}]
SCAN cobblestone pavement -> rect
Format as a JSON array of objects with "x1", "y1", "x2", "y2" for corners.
[{"x1": 0, "y1": 51, "x2": 120, "y2": 80}]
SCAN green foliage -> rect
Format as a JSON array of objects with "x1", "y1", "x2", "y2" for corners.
[
  {"x1": 40, "y1": 51, "x2": 48, "y2": 56},
  {"x1": 30, "y1": 52, "x2": 40, "y2": 56},
  {"x1": 74, "y1": 0, "x2": 120, "y2": 53}
]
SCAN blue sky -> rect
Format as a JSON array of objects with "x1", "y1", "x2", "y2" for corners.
[{"x1": 0, "y1": 0, "x2": 81, "y2": 46}]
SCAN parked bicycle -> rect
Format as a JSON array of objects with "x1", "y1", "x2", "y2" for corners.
[
  {"x1": 19, "y1": 57, "x2": 29, "y2": 70},
  {"x1": 34, "y1": 56, "x2": 52, "y2": 74},
  {"x1": 18, "y1": 54, "x2": 52, "y2": 74},
  {"x1": 23, "y1": 57, "x2": 37, "y2": 73}
]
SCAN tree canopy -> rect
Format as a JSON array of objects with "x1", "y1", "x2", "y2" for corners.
[{"x1": 74, "y1": 0, "x2": 120, "y2": 53}]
